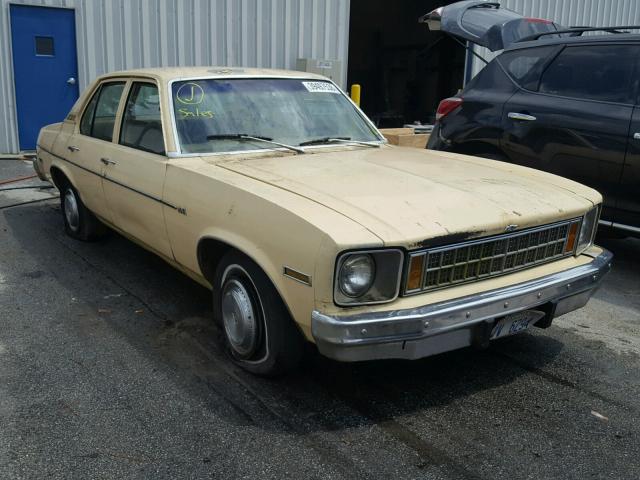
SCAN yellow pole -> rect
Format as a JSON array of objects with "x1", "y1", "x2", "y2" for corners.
[{"x1": 350, "y1": 84, "x2": 361, "y2": 107}]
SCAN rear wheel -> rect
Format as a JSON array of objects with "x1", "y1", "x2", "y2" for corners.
[
  {"x1": 213, "y1": 251, "x2": 304, "y2": 376},
  {"x1": 60, "y1": 181, "x2": 107, "y2": 241}
]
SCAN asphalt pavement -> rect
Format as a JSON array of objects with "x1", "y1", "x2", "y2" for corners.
[{"x1": 1, "y1": 158, "x2": 639, "y2": 479}]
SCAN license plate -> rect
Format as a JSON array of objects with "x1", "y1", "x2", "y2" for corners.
[{"x1": 490, "y1": 310, "x2": 545, "y2": 340}]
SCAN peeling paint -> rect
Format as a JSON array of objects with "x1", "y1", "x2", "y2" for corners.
[{"x1": 411, "y1": 230, "x2": 486, "y2": 249}]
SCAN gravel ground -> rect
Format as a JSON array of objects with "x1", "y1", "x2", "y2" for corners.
[{"x1": 1, "y1": 159, "x2": 639, "y2": 479}]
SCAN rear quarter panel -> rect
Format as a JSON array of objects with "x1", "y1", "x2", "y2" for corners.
[{"x1": 441, "y1": 59, "x2": 517, "y2": 153}]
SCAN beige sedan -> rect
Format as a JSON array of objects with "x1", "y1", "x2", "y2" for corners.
[{"x1": 34, "y1": 67, "x2": 612, "y2": 375}]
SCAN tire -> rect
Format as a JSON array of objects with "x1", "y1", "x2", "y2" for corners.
[
  {"x1": 60, "y1": 180, "x2": 107, "y2": 241},
  {"x1": 213, "y1": 251, "x2": 304, "y2": 376}
]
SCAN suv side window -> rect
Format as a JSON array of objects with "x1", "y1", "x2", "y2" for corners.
[
  {"x1": 80, "y1": 82, "x2": 126, "y2": 141},
  {"x1": 498, "y1": 46, "x2": 558, "y2": 91},
  {"x1": 119, "y1": 82, "x2": 165, "y2": 155},
  {"x1": 539, "y1": 45, "x2": 638, "y2": 104}
]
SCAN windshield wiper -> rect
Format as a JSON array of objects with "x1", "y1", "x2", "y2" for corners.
[
  {"x1": 298, "y1": 137, "x2": 381, "y2": 148},
  {"x1": 206, "y1": 134, "x2": 304, "y2": 154}
]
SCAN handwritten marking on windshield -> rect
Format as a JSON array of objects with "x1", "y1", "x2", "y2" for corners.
[
  {"x1": 179, "y1": 108, "x2": 214, "y2": 119},
  {"x1": 176, "y1": 83, "x2": 205, "y2": 105}
]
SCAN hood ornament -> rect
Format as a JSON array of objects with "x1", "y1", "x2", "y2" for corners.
[{"x1": 505, "y1": 224, "x2": 519, "y2": 232}]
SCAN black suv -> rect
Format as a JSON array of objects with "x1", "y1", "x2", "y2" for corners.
[{"x1": 423, "y1": 1, "x2": 639, "y2": 236}]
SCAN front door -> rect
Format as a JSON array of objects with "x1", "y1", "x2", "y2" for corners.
[
  {"x1": 102, "y1": 81, "x2": 173, "y2": 259},
  {"x1": 10, "y1": 5, "x2": 79, "y2": 150}
]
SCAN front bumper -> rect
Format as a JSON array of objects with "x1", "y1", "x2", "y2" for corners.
[{"x1": 312, "y1": 249, "x2": 613, "y2": 362}]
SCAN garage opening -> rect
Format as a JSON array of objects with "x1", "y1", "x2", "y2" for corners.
[{"x1": 347, "y1": 0, "x2": 466, "y2": 128}]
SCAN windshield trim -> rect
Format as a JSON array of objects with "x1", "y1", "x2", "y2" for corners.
[
  {"x1": 166, "y1": 75, "x2": 385, "y2": 157},
  {"x1": 166, "y1": 142, "x2": 387, "y2": 159}
]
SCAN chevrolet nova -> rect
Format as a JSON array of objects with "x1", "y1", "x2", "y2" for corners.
[{"x1": 34, "y1": 67, "x2": 612, "y2": 375}]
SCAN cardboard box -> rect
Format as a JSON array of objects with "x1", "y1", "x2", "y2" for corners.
[{"x1": 379, "y1": 128, "x2": 430, "y2": 149}]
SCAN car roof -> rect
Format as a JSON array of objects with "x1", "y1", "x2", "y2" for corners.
[
  {"x1": 505, "y1": 33, "x2": 640, "y2": 52},
  {"x1": 95, "y1": 67, "x2": 330, "y2": 83}
]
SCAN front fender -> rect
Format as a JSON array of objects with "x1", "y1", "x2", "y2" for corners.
[{"x1": 195, "y1": 227, "x2": 324, "y2": 340}]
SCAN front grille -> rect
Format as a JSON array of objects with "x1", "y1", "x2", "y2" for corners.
[{"x1": 404, "y1": 219, "x2": 581, "y2": 295}]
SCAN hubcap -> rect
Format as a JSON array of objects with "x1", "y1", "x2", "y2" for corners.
[
  {"x1": 221, "y1": 278, "x2": 259, "y2": 357},
  {"x1": 64, "y1": 189, "x2": 80, "y2": 232}
]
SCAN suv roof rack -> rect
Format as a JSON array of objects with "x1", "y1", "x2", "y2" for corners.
[{"x1": 518, "y1": 25, "x2": 640, "y2": 43}]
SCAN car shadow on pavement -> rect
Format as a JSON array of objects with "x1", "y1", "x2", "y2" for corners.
[{"x1": 3, "y1": 202, "x2": 577, "y2": 435}]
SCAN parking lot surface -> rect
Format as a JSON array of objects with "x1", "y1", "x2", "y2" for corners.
[{"x1": 1, "y1": 159, "x2": 639, "y2": 479}]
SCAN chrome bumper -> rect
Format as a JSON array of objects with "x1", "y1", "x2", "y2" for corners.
[{"x1": 312, "y1": 249, "x2": 613, "y2": 362}]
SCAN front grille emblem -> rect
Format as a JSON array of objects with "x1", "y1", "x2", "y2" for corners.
[{"x1": 505, "y1": 224, "x2": 519, "y2": 232}]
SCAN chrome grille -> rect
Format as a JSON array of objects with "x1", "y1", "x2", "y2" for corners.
[{"x1": 404, "y1": 219, "x2": 581, "y2": 294}]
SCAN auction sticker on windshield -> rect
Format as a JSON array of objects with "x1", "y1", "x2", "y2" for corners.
[{"x1": 302, "y1": 81, "x2": 340, "y2": 94}]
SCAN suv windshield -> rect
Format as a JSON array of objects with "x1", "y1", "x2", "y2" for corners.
[{"x1": 171, "y1": 78, "x2": 382, "y2": 154}]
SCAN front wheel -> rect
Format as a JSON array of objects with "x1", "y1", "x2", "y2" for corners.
[
  {"x1": 60, "y1": 182, "x2": 107, "y2": 241},
  {"x1": 213, "y1": 251, "x2": 304, "y2": 376}
]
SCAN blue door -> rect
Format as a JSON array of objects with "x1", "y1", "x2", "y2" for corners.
[{"x1": 10, "y1": 5, "x2": 79, "y2": 151}]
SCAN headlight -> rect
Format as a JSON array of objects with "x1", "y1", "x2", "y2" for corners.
[
  {"x1": 339, "y1": 254, "x2": 375, "y2": 297},
  {"x1": 577, "y1": 205, "x2": 600, "y2": 254},
  {"x1": 334, "y1": 249, "x2": 403, "y2": 306}
]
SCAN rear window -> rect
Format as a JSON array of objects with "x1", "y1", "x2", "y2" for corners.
[
  {"x1": 539, "y1": 45, "x2": 638, "y2": 104},
  {"x1": 498, "y1": 46, "x2": 558, "y2": 90}
]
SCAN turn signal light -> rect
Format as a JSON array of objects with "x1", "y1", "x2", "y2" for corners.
[
  {"x1": 565, "y1": 222, "x2": 580, "y2": 253},
  {"x1": 406, "y1": 255, "x2": 426, "y2": 291}
]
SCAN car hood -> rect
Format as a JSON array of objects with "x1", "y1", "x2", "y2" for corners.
[
  {"x1": 419, "y1": 0, "x2": 562, "y2": 51},
  {"x1": 215, "y1": 147, "x2": 599, "y2": 249}
]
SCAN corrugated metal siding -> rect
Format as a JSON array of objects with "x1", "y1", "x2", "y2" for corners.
[
  {"x1": 470, "y1": 0, "x2": 640, "y2": 77},
  {"x1": 0, "y1": 0, "x2": 350, "y2": 153}
]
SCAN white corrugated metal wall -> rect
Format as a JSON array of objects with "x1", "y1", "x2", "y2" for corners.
[
  {"x1": 0, "y1": 0, "x2": 350, "y2": 153},
  {"x1": 470, "y1": 0, "x2": 640, "y2": 77}
]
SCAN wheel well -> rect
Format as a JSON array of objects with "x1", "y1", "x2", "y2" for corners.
[
  {"x1": 49, "y1": 166, "x2": 68, "y2": 190},
  {"x1": 198, "y1": 237, "x2": 308, "y2": 343},
  {"x1": 197, "y1": 238, "x2": 235, "y2": 284}
]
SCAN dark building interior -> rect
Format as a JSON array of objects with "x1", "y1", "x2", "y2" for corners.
[{"x1": 347, "y1": 0, "x2": 466, "y2": 127}]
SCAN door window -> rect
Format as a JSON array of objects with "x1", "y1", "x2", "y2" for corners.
[
  {"x1": 34, "y1": 36, "x2": 54, "y2": 56},
  {"x1": 539, "y1": 45, "x2": 638, "y2": 104},
  {"x1": 79, "y1": 82, "x2": 125, "y2": 141},
  {"x1": 119, "y1": 82, "x2": 165, "y2": 155},
  {"x1": 79, "y1": 88, "x2": 99, "y2": 136}
]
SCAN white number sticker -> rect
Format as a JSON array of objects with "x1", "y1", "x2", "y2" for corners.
[{"x1": 302, "y1": 81, "x2": 340, "y2": 94}]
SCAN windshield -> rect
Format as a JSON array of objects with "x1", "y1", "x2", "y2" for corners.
[{"x1": 171, "y1": 78, "x2": 382, "y2": 154}]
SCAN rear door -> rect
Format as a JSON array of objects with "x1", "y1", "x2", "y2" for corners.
[
  {"x1": 63, "y1": 81, "x2": 127, "y2": 224},
  {"x1": 501, "y1": 44, "x2": 638, "y2": 222}
]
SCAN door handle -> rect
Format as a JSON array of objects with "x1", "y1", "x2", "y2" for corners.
[
  {"x1": 508, "y1": 112, "x2": 537, "y2": 122},
  {"x1": 100, "y1": 157, "x2": 117, "y2": 165},
  {"x1": 67, "y1": 145, "x2": 80, "y2": 152},
  {"x1": 66, "y1": 77, "x2": 76, "y2": 85},
  {"x1": 633, "y1": 133, "x2": 640, "y2": 140}
]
